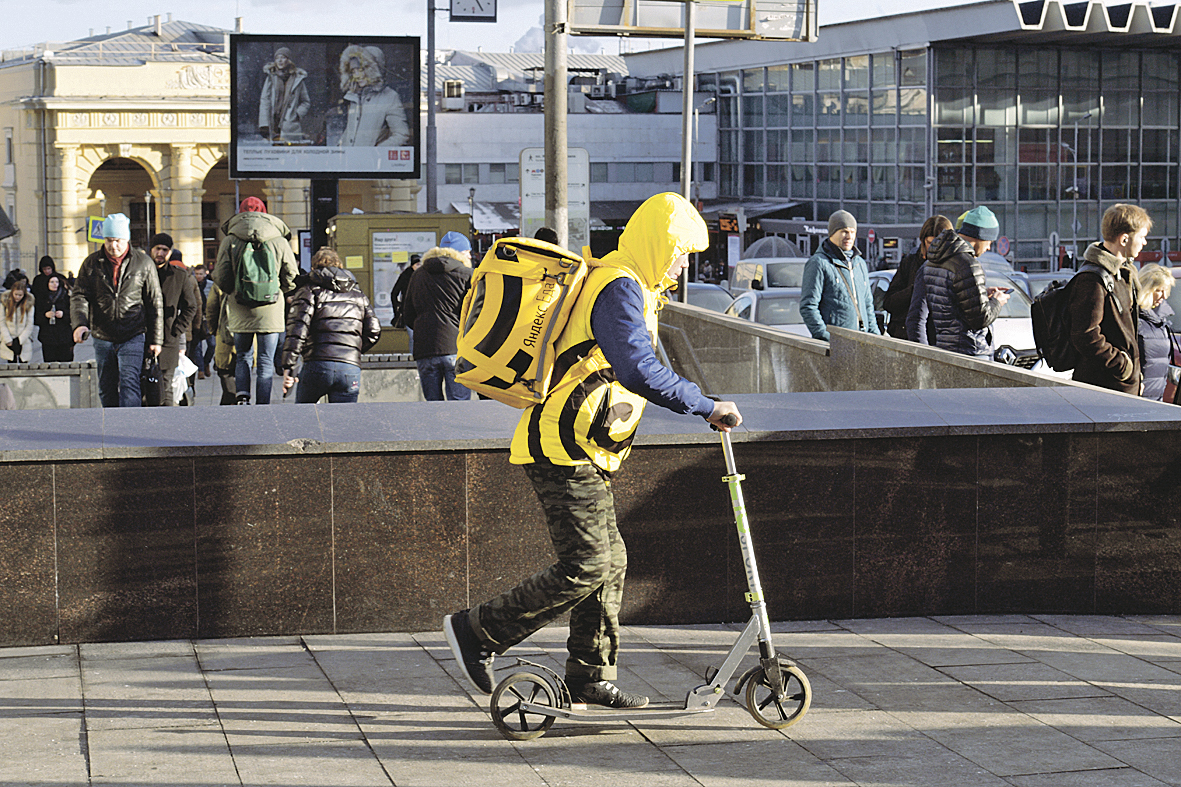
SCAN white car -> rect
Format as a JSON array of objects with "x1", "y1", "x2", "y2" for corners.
[{"x1": 724, "y1": 289, "x2": 811, "y2": 337}]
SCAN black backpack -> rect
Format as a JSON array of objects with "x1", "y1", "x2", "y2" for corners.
[{"x1": 1030, "y1": 262, "x2": 1115, "y2": 372}]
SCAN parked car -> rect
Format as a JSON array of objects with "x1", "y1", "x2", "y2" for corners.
[
  {"x1": 724, "y1": 288, "x2": 810, "y2": 337},
  {"x1": 728, "y1": 235, "x2": 810, "y2": 295},
  {"x1": 683, "y1": 282, "x2": 734, "y2": 313}
]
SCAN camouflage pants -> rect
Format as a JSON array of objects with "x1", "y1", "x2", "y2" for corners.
[{"x1": 472, "y1": 462, "x2": 626, "y2": 683}]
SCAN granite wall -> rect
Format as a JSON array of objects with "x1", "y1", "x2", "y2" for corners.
[{"x1": 2, "y1": 388, "x2": 1181, "y2": 647}]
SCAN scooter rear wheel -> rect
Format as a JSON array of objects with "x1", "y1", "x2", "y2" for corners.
[
  {"x1": 490, "y1": 672, "x2": 558, "y2": 741},
  {"x1": 744, "y1": 664, "x2": 811, "y2": 730}
]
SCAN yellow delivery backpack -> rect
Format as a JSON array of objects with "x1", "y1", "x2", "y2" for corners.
[{"x1": 456, "y1": 237, "x2": 589, "y2": 408}]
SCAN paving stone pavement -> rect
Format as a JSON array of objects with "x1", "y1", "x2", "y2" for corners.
[{"x1": 3, "y1": 615, "x2": 1181, "y2": 786}]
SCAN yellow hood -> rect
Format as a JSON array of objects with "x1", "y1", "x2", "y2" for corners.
[{"x1": 595, "y1": 193, "x2": 709, "y2": 292}]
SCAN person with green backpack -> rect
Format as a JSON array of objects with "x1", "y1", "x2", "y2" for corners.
[{"x1": 212, "y1": 197, "x2": 298, "y2": 404}]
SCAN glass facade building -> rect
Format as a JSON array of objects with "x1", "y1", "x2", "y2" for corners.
[{"x1": 675, "y1": 1, "x2": 1181, "y2": 269}]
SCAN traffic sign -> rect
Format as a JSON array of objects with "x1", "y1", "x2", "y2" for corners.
[
  {"x1": 867, "y1": 228, "x2": 875, "y2": 244},
  {"x1": 87, "y1": 217, "x2": 105, "y2": 243},
  {"x1": 996, "y1": 236, "x2": 1010, "y2": 256}
]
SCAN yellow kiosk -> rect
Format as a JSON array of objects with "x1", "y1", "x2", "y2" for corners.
[{"x1": 327, "y1": 212, "x2": 472, "y2": 354}]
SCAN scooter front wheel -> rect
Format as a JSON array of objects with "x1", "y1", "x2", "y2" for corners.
[
  {"x1": 490, "y1": 672, "x2": 558, "y2": 741},
  {"x1": 745, "y1": 664, "x2": 811, "y2": 730}
]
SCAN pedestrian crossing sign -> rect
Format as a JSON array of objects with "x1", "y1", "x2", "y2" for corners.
[{"x1": 87, "y1": 216, "x2": 105, "y2": 243}]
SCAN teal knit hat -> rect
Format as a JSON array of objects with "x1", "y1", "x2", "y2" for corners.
[{"x1": 955, "y1": 206, "x2": 1000, "y2": 241}]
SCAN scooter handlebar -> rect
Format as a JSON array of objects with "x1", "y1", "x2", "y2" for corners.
[{"x1": 720, "y1": 414, "x2": 739, "y2": 427}]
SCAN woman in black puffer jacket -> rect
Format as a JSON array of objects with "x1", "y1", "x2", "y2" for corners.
[
  {"x1": 279, "y1": 248, "x2": 381, "y2": 403},
  {"x1": 1136, "y1": 263, "x2": 1178, "y2": 403}
]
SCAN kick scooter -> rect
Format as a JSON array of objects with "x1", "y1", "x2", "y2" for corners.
[{"x1": 487, "y1": 418, "x2": 812, "y2": 740}]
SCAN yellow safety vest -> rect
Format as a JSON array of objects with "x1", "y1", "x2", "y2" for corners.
[{"x1": 509, "y1": 265, "x2": 660, "y2": 472}]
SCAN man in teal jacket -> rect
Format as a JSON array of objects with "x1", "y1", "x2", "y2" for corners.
[{"x1": 799, "y1": 210, "x2": 879, "y2": 341}]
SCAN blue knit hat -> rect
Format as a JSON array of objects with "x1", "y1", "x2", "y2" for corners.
[
  {"x1": 101, "y1": 213, "x2": 131, "y2": 241},
  {"x1": 440, "y1": 231, "x2": 471, "y2": 253},
  {"x1": 955, "y1": 207, "x2": 1000, "y2": 242}
]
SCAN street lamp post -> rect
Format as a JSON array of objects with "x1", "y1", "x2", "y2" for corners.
[
  {"x1": 145, "y1": 190, "x2": 153, "y2": 241},
  {"x1": 1069, "y1": 111, "x2": 1093, "y2": 261}
]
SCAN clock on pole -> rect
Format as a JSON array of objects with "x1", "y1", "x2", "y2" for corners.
[{"x1": 450, "y1": 0, "x2": 497, "y2": 22}]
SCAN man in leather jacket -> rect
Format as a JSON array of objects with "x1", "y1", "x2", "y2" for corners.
[{"x1": 70, "y1": 214, "x2": 163, "y2": 407}]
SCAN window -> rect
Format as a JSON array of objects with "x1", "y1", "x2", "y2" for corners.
[
  {"x1": 444, "y1": 80, "x2": 464, "y2": 98},
  {"x1": 488, "y1": 163, "x2": 519, "y2": 184},
  {"x1": 590, "y1": 162, "x2": 609, "y2": 183},
  {"x1": 3, "y1": 129, "x2": 11, "y2": 164},
  {"x1": 613, "y1": 162, "x2": 636, "y2": 182},
  {"x1": 635, "y1": 162, "x2": 654, "y2": 182},
  {"x1": 444, "y1": 164, "x2": 478, "y2": 184}
]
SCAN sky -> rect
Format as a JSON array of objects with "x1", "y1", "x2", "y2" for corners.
[{"x1": 0, "y1": 0, "x2": 980, "y2": 57}]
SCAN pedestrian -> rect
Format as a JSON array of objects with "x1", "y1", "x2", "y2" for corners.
[
  {"x1": 443, "y1": 192, "x2": 742, "y2": 708},
  {"x1": 883, "y1": 215, "x2": 953, "y2": 339},
  {"x1": 211, "y1": 196, "x2": 298, "y2": 404},
  {"x1": 906, "y1": 206, "x2": 1010, "y2": 358},
  {"x1": 36, "y1": 273, "x2": 73, "y2": 363},
  {"x1": 70, "y1": 213, "x2": 163, "y2": 407},
  {"x1": 403, "y1": 230, "x2": 473, "y2": 401},
  {"x1": 1070, "y1": 203, "x2": 1147, "y2": 394},
  {"x1": 29, "y1": 255, "x2": 57, "y2": 315},
  {"x1": 1135, "y1": 263, "x2": 1176, "y2": 402},
  {"x1": 389, "y1": 253, "x2": 421, "y2": 352},
  {"x1": 187, "y1": 264, "x2": 215, "y2": 379},
  {"x1": 149, "y1": 233, "x2": 199, "y2": 406},
  {"x1": 280, "y1": 248, "x2": 381, "y2": 403},
  {"x1": 1, "y1": 279, "x2": 34, "y2": 363},
  {"x1": 799, "y1": 210, "x2": 879, "y2": 341},
  {"x1": 204, "y1": 283, "x2": 239, "y2": 405}
]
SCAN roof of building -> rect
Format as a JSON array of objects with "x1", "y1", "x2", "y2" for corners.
[
  {"x1": 1, "y1": 18, "x2": 227, "y2": 68},
  {"x1": 622, "y1": 0, "x2": 1181, "y2": 73}
]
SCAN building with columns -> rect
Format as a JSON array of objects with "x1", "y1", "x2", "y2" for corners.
[{"x1": 0, "y1": 17, "x2": 417, "y2": 275}]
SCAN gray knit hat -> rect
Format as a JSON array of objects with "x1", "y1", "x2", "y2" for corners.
[{"x1": 828, "y1": 210, "x2": 857, "y2": 237}]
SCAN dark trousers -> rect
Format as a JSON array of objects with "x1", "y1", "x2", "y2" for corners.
[{"x1": 472, "y1": 462, "x2": 626, "y2": 684}]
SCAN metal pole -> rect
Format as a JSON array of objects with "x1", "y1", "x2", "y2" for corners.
[
  {"x1": 677, "y1": 0, "x2": 695, "y2": 302},
  {"x1": 544, "y1": 0, "x2": 568, "y2": 247},
  {"x1": 679, "y1": 1, "x2": 695, "y2": 201},
  {"x1": 426, "y1": 0, "x2": 438, "y2": 213},
  {"x1": 1072, "y1": 122, "x2": 1079, "y2": 261}
]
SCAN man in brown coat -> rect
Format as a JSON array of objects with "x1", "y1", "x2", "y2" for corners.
[{"x1": 1069, "y1": 203, "x2": 1149, "y2": 394}]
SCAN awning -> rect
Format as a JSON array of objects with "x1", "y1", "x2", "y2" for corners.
[
  {"x1": 450, "y1": 201, "x2": 520, "y2": 233},
  {"x1": 697, "y1": 200, "x2": 804, "y2": 222},
  {"x1": 0, "y1": 206, "x2": 15, "y2": 241}
]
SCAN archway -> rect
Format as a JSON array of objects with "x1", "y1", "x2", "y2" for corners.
[
  {"x1": 86, "y1": 158, "x2": 159, "y2": 251},
  {"x1": 201, "y1": 158, "x2": 266, "y2": 266}
]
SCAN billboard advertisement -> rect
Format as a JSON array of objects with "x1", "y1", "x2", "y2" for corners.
[{"x1": 230, "y1": 34, "x2": 420, "y2": 179}]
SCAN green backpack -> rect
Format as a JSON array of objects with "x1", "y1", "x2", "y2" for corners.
[{"x1": 232, "y1": 237, "x2": 281, "y2": 307}]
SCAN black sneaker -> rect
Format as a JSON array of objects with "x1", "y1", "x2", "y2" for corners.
[
  {"x1": 235, "y1": 394, "x2": 250, "y2": 405},
  {"x1": 443, "y1": 610, "x2": 495, "y2": 694},
  {"x1": 570, "y1": 680, "x2": 649, "y2": 709}
]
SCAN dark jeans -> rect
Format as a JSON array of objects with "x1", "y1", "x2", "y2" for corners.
[
  {"x1": 187, "y1": 333, "x2": 214, "y2": 371},
  {"x1": 93, "y1": 335, "x2": 145, "y2": 408},
  {"x1": 233, "y1": 332, "x2": 279, "y2": 404},
  {"x1": 416, "y1": 354, "x2": 471, "y2": 401},
  {"x1": 296, "y1": 360, "x2": 361, "y2": 403},
  {"x1": 472, "y1": 462, "x2": 625, "y2": 683}
]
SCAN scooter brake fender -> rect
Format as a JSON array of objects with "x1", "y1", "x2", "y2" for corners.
[{"x1": 733, "y1": 656, "x2": 799, "y2": 696}]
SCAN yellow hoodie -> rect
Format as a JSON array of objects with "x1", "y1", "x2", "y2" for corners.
[{"x1": 509, "y1": 193, "x2": 708, "y2": 472}]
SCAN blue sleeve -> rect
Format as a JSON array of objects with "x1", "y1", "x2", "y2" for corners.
[
  {"x1": 799, "y1": 256, "x2": 829, "y2": 341},
  {"x1": 590, "y1": 278, "x2": 715, "y2": 418}
]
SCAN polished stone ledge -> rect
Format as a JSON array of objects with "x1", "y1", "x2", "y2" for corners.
[{"x1": 3, "y1": 387, "x2": 1179, "y2": 464}]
